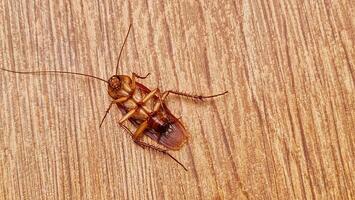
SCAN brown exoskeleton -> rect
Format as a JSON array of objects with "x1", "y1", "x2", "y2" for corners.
[{"x1": 1, "y1": 25, "x2": 228, "y2": 170}]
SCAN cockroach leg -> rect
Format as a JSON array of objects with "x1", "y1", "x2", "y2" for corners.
[
  {"x1": 141, "y1": 88, "x2": 158, "y2": 103},
  {"x1": 99, "y1": 102, "x2": 114, "y2": 128},
  {"x1": 120, "y1": 121, "x2": 187, "y2": 171},
  {"x1": 134, "y1": 140, "x2": 188, "y2": 171},
  {"x1": 133, "y1": 72, "x2": 151, "y2": 79},
  {"x1": 153, "y1": 93, "x2": 165, "y2": 112},
  {"x1": 99, "y1": 96, "x2": 130, "y2": 127},
  {"x1": 149, "y1": 88, "x2": 167, "y2": 112},
  {"x1": 132, "y1": 120, "x2": 149, "y2": 141},
  {"x1": 153, "y1": 101, "x2": 162, "y2": 112},
  {"x1": 131, "y1": 72, "x2": 151, "y2": 89},
  {"x1": 118, "y1": 108, "x2": 137, "y2": 124},
  {"x1": 119, "y1": 123, "x2": 133, "y2": 136},
  {"x1": 162, "y1": 90, "x2": 228, "y2": 101}
]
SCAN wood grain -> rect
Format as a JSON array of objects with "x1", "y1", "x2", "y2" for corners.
[{"x1": 0, "y1": 0, "x2": 354, "y2": 199}]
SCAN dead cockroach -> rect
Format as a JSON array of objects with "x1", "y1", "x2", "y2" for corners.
[{"x1": 1, "y1": 24, "x2": 228, "y2": 171}]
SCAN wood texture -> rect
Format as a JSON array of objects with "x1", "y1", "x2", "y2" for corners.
[{"x1": 0, "y1": 1, "x2": 354, "y2": 199}]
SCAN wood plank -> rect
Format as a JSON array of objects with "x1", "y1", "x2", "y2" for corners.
[{"x1": 0, "y1": 0, "x2": 354, "y2": 199}]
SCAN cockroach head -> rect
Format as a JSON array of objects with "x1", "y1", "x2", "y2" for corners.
[{"x1": 108, "y1": 75, "x2": 121, "y2": 89}]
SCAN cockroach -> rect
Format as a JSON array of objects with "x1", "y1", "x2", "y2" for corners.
[{"x1": 1, "y1": 24, "x2": 228, "y2": 171}]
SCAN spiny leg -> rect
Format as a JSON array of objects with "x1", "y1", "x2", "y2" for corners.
[
  {"x1": 132, "y1": 120, "x2": 148, "y2": 141},
  {"x1": 99, "y1": 97, "x2": 129, "y2": 127},
  {"x1": 153, "y1": 90, "x2": 165, "y2": 112},
  {"x1": 119, "y1": 122, "x2": 187, "y2": 171},
  {"x1": 131, "y1": 72, "x2": 151, "y2": 89},
  {"x1": 151, "y1": 89, "x2": 227, "y2": 114},
  {"x1": 118, "y1": 108, "x2": 137, "y2": 124},
  {"x1": 141, "y1": 88, "x2": 158, "y2": 104},
  {"x1": 133, "y1": 72, "x2": 151, "y2": 79},
  {"x1": 134, "y1": 88, "x2": 165, "y2": 113},
  {"x1": 119, "y1": 73, "x2": 152, "y2": 122},
  {"x1": 134, "y1": 140, "x2": 188, "y2": 171},
  {"x1": 117, "y1": 88, "x2": 158, "y2": 125},
  {"x1": 162, "y1": 90, "x2": 228, "y2": 101},
  {"x1": 133, "y1": 88, "x2": 159, "y2": 114},
  {"x1": 99, "y1": 103, "x2": 114, "y2": 128}
]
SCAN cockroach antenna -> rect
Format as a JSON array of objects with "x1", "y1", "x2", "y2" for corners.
[
  {"x1": 115, "y1": 24, "x2": 132, "y2": 75},
  {"x1": 0, "y1": 68, "x2": 108, "y2": 84}
]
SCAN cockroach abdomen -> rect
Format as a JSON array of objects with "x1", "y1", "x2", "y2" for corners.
[{"x1": 146, "y1": 117, "x2": 189, "y2": 151}]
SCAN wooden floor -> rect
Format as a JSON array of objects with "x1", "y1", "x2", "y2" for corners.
[{"x1": 0, "y1": 1, "x2": 354, "y2": 199}]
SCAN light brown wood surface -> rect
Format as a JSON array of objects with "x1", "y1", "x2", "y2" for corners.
[{"x1": 0, "y1": 1, "x2": 354, "y2": 199}]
